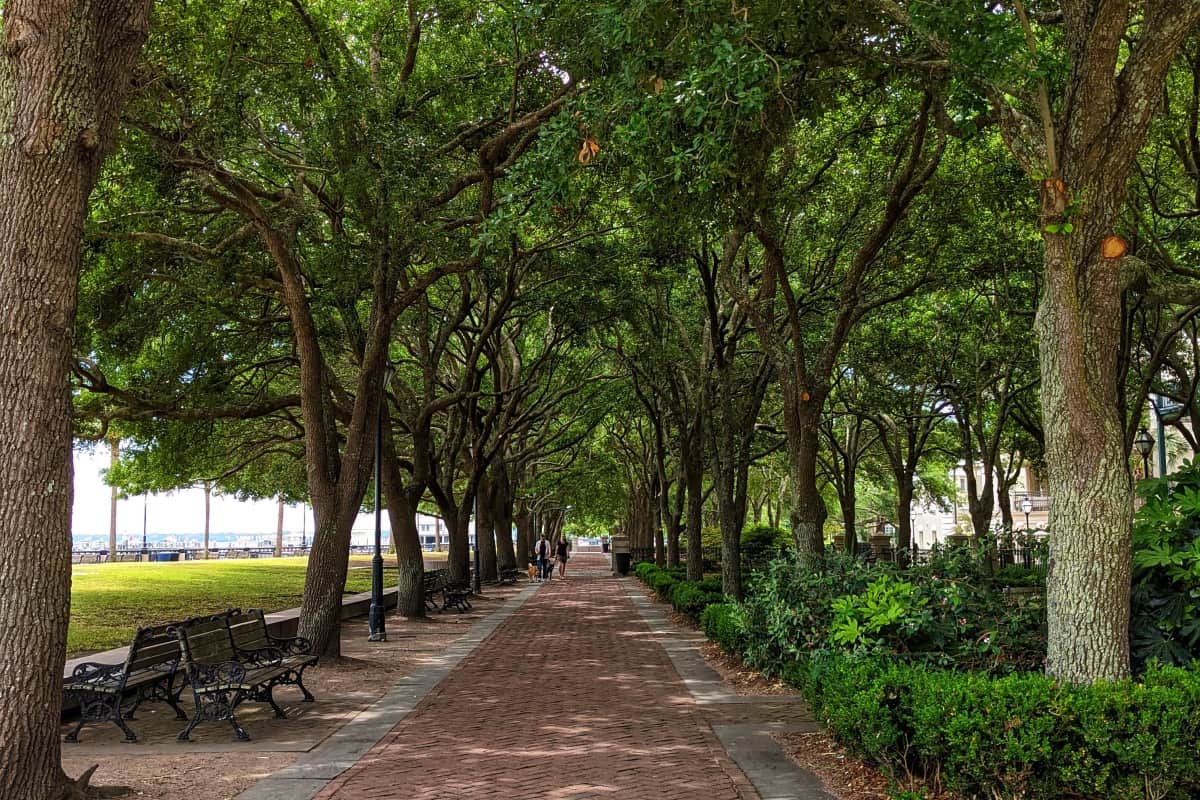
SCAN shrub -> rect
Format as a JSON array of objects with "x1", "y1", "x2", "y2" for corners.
[
  {"x1": 798, "y1": 653, "x2": 1200, "y2": 800},
  {"x1": 670, "y1": 582, "x2": 711, "y2": 619},
  {"x1": 1131, "y1": 460, "x2": 1200, "y2": 669},
  {"x1": 633, "y1": 562, "x2": 659, "y2": 582},
  {"x1": 697, "y1": 575, "x2": 722, "y2": 594},
  {"x1": 743, "y1": 551, "x2": 1046, "y2": 675},
  {"x1": 741, "y1": 523, "x2": 791, "y2": 571},
  {"x1": 700, "y1": 603, "x2": 749, "y2": 655},
  {"x1": 648, "y1": 570, "x2": 678, "y2": 599}
]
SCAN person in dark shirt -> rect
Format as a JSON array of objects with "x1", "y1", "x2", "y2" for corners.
[
  {"x1": 555, "y1": 536, "x2": 571, "y2": 579},
  {"x1": 535, "y1": 534, "x2": 551, "y2": 581}
]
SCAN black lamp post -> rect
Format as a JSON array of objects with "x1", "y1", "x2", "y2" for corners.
[
  {"x1": 1135, "y1": 426, "x2": 1156, "y2": 480},
  {"x1": 368, "y1": 363, "x2": 395, "y2": 643},
  {"x1": 1020, "y1": 495, "x2": 1033, "y2": 531}
]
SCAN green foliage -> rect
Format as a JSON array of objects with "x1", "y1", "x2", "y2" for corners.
[
  {"x1": 740, "y1": 523, "x2": 790, "y2": 572},
  {"x1": 1131, "y1": 460, "x2": 1200, "y2": 669},
  {"x1": 798, "y1": 653, "x2": 1200, "y2": 800},
  {"x1": 634, "y1": 562, "x2": 723, "y2": 620},
  {"x1": 743, "y1": 552, "x2": 1046, "y2": 675},
  {"x1": 699, "y1": 603, "x2": 749, "y2": 656}
]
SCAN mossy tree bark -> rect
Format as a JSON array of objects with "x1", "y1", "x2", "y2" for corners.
[
  {"x1": 0, "y1": 3, "x2": 151, "y2": 798},
  {"x1": 996, "y1": 1, "x2": 1200, "y2": 682}
]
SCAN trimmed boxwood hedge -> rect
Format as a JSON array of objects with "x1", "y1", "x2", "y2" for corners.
[{"x1": 633, "y1": 563, "x2": 725, "y2": 621}]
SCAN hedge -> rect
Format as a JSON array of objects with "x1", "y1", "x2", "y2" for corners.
[
  {"x1": 633, "y1": 563, "x2": 724, "y2": 621},
  {"x1": 698, "y1": 599, "x2": 1200, "y2": 800}
]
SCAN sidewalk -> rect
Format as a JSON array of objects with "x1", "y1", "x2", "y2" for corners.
[
  {"x1": 311, "y1": 553, "x2": 760, "y2": 799},
  {"x1": 225, "y1": 554, "x2": 831, "y2": 800}
]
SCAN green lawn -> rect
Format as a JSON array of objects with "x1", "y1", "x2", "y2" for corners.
[{"x1": 68, "y1": 557, "x2": 413, "y2": 657}]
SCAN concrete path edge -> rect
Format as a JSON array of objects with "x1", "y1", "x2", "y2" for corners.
[{"x1": 623, "y1": 580, "x2": 833, "y2": 800}]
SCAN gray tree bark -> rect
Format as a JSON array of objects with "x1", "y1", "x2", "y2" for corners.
[{"x1": 0, "y1": 3, "x2": 151, "y2": 798}]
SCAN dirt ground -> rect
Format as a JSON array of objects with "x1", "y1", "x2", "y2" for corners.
[{"x1": 61, "y1": 583, "x2": 526, "y2": 800}]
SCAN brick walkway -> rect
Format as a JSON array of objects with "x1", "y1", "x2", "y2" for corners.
[{"x1": 313, "y1": 554, "x2": 758, "y2": 799}]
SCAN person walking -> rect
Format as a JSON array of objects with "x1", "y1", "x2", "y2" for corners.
[
  {"x1": 556, "y1": 536, "x2": 571, "y2": 579},
  {"x1": 535, "y1": 534, "x2": 551, "y2": 582}
]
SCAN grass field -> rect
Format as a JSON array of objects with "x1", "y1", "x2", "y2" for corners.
[{"x1": 68, "y1": 555, "x2": 444, "y2": 657}]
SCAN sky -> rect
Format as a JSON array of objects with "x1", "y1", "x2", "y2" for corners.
[{"x1": 72, "y1": 447, "x2": 317, "y2": 537}]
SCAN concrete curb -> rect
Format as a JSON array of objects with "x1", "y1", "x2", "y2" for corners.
[
  {"x1": 623, "y1": 580, "x2": 833, "y2": 800},
  {"x1": 235, "y1": 582, "x2": 541, "y2": 800}
]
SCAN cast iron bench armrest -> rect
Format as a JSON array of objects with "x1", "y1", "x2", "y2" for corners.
[
  {"x1": 234, "y1": 645, "x2": 285, "y2": 668},
  {"x1": 66, "y1": 661, "x2": 126, "y2": 690},
  {"x1": 266, "y1": 635, "x2": 313, "y2": 657},
  {"x1": 186, "y1": 659, "x2": 248, "y2": 690}
]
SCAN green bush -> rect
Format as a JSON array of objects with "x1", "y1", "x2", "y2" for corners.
[
  {"x1": 700, "y1": 603, "x2": 749, "y2": 655},
  {"x1": 993, "y1": 564, "x2": 1047, "y2": 588},
  {"x1": 742, "y1": 552, "x2": 1046, "y2": 675},
  {"x1": 633, "y1": 561, "x2": 659, "y2": 581},
  {"x1": 741, "y1": 523, "x2": 791, "y2": 571},
  {"x1": 648, "y1": 570, "x2": 678, "y2": 599},
  {"x1": 669, "y1": 582, "x2": 711, "y2": 618},
  {"x1": 799, "y1": 653, "x2": 1200, "y2": 800},
  {"x1": 697, "y1": 575, "x2": 722, "y2": 594},
  {"x1": 1131, "y1": 460, "x2": 1200, "y2": 669}
]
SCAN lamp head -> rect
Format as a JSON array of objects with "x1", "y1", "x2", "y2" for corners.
[
  {"x1": 1020, "y1": 496, "x2": 1033, "y2": 514},
  {"x1": 1134, "y1": 427, "x2": 1156, "y2": 457}
]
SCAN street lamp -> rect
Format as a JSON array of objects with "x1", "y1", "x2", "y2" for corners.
[
  {"x1": 1020, "y1": 495, "x2": 1033, "y2": 531},
  {"x1": 368, "y1": 362, "x2": 396, "y2": 643},
  {"x1": 1134, "y1": 427, "x2": 1156, "y2": 480}
]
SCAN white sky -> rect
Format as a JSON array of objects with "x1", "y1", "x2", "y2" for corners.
[{"x1": 72, "y1": 447, "x2": 317, "y2": 536}]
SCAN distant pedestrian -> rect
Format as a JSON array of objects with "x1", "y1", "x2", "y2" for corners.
[
  {"x1": 556, "y1": 536, "x2": 571, "y2": 579},
  {"x1": 535, "y1": 534, "x2": 551, "y2": 581}
]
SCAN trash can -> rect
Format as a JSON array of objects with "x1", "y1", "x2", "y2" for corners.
[
  {"x1": 610, "y1": 535, "x2": 630, "y2": 576},
  {"x1": 154, "y1": 552, "x2": 177, "y2": 562},
  {"x1": 601, "y1": 540, "x2": 610, "y2": 553}
]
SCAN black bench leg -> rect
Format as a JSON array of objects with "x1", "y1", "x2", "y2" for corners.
[
  {"x1": 179, "y1": 691, "x2": 251, "y2": 742},
  {"x1": 294, "y1": 668, "x2": 316, "y2": 702},
  {"x1": 258, "y1": 683, "x2": 287, "y2": 719},
  {"x1": 66, "y1": 692, "x2": 135, "y2": 744}
]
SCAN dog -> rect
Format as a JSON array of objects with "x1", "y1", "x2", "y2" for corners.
[{"x1": 527, "y1": 562, "x2": 540, "y2": 582}]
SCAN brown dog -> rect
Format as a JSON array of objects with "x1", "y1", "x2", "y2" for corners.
[{"x1": 526, "y1": 563, "x2": 539, "y2": 582}]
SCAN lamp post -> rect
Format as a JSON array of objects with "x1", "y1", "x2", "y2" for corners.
[
  {"x1": 1135, "y1": 427, "x2": 1155, "y2": 480},
  {"x1": 368, "y1": 363, "x2": 395, "y2": 643},
  {"x1": 1020, "y1": 495, "x2": 1033, "y2": 531}
]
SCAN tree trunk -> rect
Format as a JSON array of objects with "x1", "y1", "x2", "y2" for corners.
[
  {"x1": 476, "y1": 472, "x2": 498, "y2": 581},
  {"x1": 379, "y1": 432, "x2": 425, "y2": 618},
  {"x1": 490, "y1": 465, "x2": 516, "y2": 572},
  {"x1": 516, "y1": 500, "x2": 533, "y2": 565},
  {"x1": 683, "y1": 428, "x2": 705, "y2": 582},
  {"x1": 839, "y1": 485, "x2": 857, "y2": 555},
  {"x1": 109, "y1": 438, "x2": 120, "y2": 556},
  {"x1": 444, "y1": 506, "x2": 471, "y2": 582},
  {"x1": 786, "y1": 398, "x2": 828, "y2": 564},
  {"x1": 996, "y1": 465, "x2": 1014, "y2": 532},
  {"x1": 297, "y1": 505, "x2": 354, "y2": 656},
  {"x1": 895, "y1": 475, "x2": 914, "y2": 563},
  {"x1": 203, "y1": 480, "x2": 211, "y2": 558},
  {"x1": 0, "y1": 4, "x2": 151, "y2": 798},
  {"x1": 275, "y1": 496, "x2": 285, "y2": 557}
]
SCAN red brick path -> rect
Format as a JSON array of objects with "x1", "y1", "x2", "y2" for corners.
[{"x1": 313, "y1": 553, "x2": 758, "y2": 799}]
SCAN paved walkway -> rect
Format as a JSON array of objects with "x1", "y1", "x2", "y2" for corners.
[
  {"x1": 236, "y1": 554, "x2": 826, "y2": 800},
  {"x1": 311, "y1": 553, "x2": 759, "y2": 799}
]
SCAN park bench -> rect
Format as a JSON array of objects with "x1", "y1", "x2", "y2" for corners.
[
  {"x1": 498, "y1": 566, "x2": 522, "y2": 584},
  {"x1": 423, "y1": 569, "x2": 473, "y2": 613},
  {"x1": 63, "y1": 623, "x2": 187, "y2": 743},
  {"x1": 172, "y1": 609, "x2": 317, "y2": 741}
]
